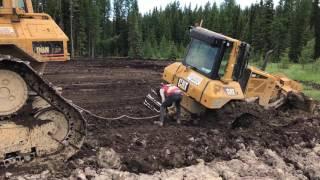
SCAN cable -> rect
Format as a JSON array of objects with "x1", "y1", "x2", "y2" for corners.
[{"x1": 72, "y1": 103, "x2": 159, "y2": 121}]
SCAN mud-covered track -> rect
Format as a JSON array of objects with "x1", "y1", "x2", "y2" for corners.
[{"x1": 0, "y1": 57, "x2": 86, "y2": 170}]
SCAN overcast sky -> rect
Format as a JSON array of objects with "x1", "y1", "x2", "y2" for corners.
[{"x1": 138, "y1": 0, "x2": 280, "y2": 14}]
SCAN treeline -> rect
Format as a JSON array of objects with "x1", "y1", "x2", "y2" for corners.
[{"x1": 34, "y1": 0, "x2": 320, "y2": 63}]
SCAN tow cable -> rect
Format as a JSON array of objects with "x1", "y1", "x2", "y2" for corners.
[{"x1": 72, "y1": 103, "x2": 160, "y2": 121}]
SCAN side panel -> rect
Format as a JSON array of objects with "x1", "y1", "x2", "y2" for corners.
[
  {"x1": 245, "y1": 76, "x2": 277, "y2": 106},
  {"x1": 200, "y1": 81, "x2": 244, "y2": 109},
  {"x1": 274, "y1": 74, "x2": 302, "y2": 93},
  {"x1": 244, "y1": 66, "x2": 303, "y2": 107},
  {"x1": 0, "y1": 13, "x2": 69, "y2": 62},
  {"x1": 163, "y1": 63, "x2": 244, "y2": 113}
]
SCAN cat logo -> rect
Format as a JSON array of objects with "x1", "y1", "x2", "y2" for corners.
[
  {"x1": 224, "y1": 87, "x2": 237, "y2": 96},
  {"x1": 35, "y1": 47, "x2": 50, "y2": 54}
]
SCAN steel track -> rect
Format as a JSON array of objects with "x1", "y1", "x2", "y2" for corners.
[{"x1": 0, "y1": 56, "x2": 86, "y2": 167}]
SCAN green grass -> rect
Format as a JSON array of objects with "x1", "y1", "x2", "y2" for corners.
[
  {"x1": 264, "y1": 63, "x2": 320, "y2": 100},
  {"x1": 266, "y1": 63, "x2": 320, "y2": 83}
]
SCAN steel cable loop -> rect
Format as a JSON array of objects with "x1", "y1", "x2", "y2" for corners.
[{"x1": 72, "y1": 103, "x2": 159, "y2": 120}]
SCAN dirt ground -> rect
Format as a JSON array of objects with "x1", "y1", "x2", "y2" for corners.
[{"x1": 2, "y1": 59, "x2": 320, "y2": 179}]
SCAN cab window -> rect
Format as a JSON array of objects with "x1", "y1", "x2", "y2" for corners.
[
  {"x1": 17, "y1": 0, "x2": 26, "y2": 10},
  {"x1": 0, "y1": 0, "x2": 3, "y2": 7},
  {"x1": 185, "y1": 39, "x2": 220, "y2": 76},
  {"x1": 218, "y1": 46, "x2": 232, "y2": 77}
]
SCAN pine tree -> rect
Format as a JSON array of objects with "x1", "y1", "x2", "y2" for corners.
[
  {"x1": 98, "y1": 0, "x2": 112, "y2": 56},
  {"x1": 262, "y1": 0, "x2": 274, "y2": 51},
  {"x1": 251, "y1": 2, "x2": 265, "y2": 53},
  {"x1": 159, "y1": 36, "x2": 170, "y2": 58},
  {"x1": 300, "y1": 39, "x2": 315, "y2": 68},
  {"x1": 143, "y1": 40, "x2": 154, "y2": 58},
  {"x1": 271, "y1": 0, "x2": 289, "y2": 61},
  {"x1": 113, "y1": 0, "x2": 129, "y2": 56},
  {"x1": 128, "y1": 0, "x2": 142, "y2": 58},
  {"x1": 289, "y1": 0, "x2": 312, "y2": 62},
  {"x1": 311, "y1": 0, "x2": 320, "y2": 59}
]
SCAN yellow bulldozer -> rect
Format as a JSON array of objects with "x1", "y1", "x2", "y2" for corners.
[
  {"x1": 146, "y1": 26, "x2": 315, "y2": 127},
  {"x1": 0, "y1": 0, "x2": 86, "y2": 167}
]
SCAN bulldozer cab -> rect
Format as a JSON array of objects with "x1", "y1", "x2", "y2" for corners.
[
  {"x1": 183, "y1": 27, "x2": 251, "y2": 87},
  {"x1": 162, "y1": 27, "x2": 303, "y2": 114}
]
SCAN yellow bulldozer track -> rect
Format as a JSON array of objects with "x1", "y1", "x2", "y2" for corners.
[{"x1": 0, "y1": 56, "x2": 86, "y2": 167}]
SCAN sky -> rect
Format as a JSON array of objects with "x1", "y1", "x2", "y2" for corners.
[{"x1": 138, "y1": 0, "x2": 280, "y2": 14}]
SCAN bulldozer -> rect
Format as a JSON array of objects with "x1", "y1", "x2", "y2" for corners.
[
  {"x1": 145, "y1": 26, "x2": 315, "y2": 127},
  {"x1": 0, "y1": 0, "x2": 86, "y2": 167}
]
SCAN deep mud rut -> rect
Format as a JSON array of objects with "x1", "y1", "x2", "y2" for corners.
[{"x1": 1, "y1": 59, "x2": 320, "y2": 179}]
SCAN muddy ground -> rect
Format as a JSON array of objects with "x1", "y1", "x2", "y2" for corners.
[{"x1": 2, "y1": 59, "x2": 320, "y2": 179}]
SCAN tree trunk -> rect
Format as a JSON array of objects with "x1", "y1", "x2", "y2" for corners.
[{"x1": 70, "y1": 0, "x2": 75, "y2": 59}]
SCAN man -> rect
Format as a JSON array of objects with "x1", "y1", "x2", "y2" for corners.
[{"x1": 155, "y1": 83, "x2": 183, "y2": 127}]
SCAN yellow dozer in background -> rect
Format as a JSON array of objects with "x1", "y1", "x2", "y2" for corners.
[
  {"x1": 0, "y1": 0, "x2": 86, "y2": 167},
  {"x1": 153, "y1": 27, "x2": 315, "y2": 127}
]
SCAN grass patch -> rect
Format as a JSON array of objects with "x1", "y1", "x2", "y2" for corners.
[
  {"x1": 266, "y1": 63, "x2": 320, "y2": 83},
  {"x1": 262, "y1": 63, "x2": 320, "y2": 100}
]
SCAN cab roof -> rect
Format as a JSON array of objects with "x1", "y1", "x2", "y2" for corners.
[{"x1": 190, "y1": 27, "x2": 240, "y2": 45}]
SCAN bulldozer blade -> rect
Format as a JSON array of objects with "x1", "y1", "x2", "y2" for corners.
[{"x1": 287, "y1": 92, "x2": 316, "y2": 113}]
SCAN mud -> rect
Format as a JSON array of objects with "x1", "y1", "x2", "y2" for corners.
[{"x1": 1, "y1": 58, "x2": 320, "y2": 179}]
